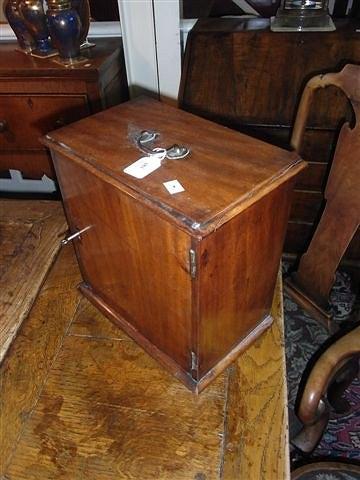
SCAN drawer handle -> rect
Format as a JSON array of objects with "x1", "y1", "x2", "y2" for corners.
[
  {"x1": 0, "y1": 120, "x2": 8, "y2": 133},
  {"x1": 61, "y1": 225, "x2": 92, "y2": 245}
]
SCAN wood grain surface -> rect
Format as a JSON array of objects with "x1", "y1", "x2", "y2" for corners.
[
  {"x1": 3, "y1": 246, "x2": 289, "y2": 479},
  {"x1": 222, "y1": 270, "x2": 289, "y2": 480},
  {"x1": 0, "y1": 38, "x2": 123, "y2": 78},
  {"x1": 0, "y1": 246, "x2": 82, "y2": 477},
  {"x1": 0, "y1": 200, "x2": 67, "y2": 363},
  {"x1": 180, "y1": 18, "x2": 359, "y2": 129},
  {"x1": 45, "y1": 96, "x2": 304, "y2": 391},
  {"x1": 43, "y1": 96, "x2": 304, "y2": 236},
  {"x1": 0, "y1": 39, "x2": 129, "y2": 179},
  {"x1": 5, "y1": 297, "x2": 227, "y2": 480},
  {"x1": 0, "y1": 95, "x2": 89, "y2": 151},
  {"x1": 53, "y1": 155, "x2": 193, "y2": 373},
  {"x1": 197, "y1": 182, "x2": 293, "y2": 377},
  {"x1": 286, "y1": 65, "x2": 360, "y2": 326},
  {"x1": 179, "y1": 17, "x2": 360, "y2": 261}
]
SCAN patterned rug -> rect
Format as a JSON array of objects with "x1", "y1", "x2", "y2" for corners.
[{"x1": 283, "y1": 267, "x2": 360, "y2": 462}]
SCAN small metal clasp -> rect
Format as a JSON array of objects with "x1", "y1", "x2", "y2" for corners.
[
  {"x1": 136, "y1": 130, "x2": 190, "y2": 160},
  {"x1": 61, "y1": 225, "x2": 92, "y2": 246}
]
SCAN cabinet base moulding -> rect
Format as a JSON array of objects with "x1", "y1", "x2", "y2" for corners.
[
  {"x1": 193, "y1": 314, "x2": 274, "y2": 393},
  {"x1": 79, "y1": 282, "x2": 274, "y2": 393}
]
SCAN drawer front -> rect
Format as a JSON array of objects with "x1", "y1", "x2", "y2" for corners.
[
  {"x1": 0, "y1": 94, "x2": 89, "y2": 150},
  {"x1": 0, "y1": 150, "x2": 53, "y2": 179}
]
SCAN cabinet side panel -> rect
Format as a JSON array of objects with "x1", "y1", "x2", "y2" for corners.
[
  {"x1": 198, "y1": 181, "x2": 294, "y2": 377},
  {"x1": 54, "y1": 153, "x2": 192, "y2": 372}
]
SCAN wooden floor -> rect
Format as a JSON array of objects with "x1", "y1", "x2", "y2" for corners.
[
  {"x1": 1, "y1": 235, "x2": 289, "y2": 479},
  {"x1": 0, "y1": 200, "x2": 67, "y2": 363}
]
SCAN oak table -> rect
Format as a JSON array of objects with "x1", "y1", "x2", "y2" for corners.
[{"x1": 1, "y1": 209, "x2": 290, "y2": 479}]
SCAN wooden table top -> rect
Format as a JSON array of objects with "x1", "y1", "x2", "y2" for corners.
[{"x1": 1, "y1": 206, "x2": 289, "y2": 479}]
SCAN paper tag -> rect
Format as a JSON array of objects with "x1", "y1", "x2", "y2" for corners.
[
  {"x1": 163, "y1": 180, "x2": 185, "y2": 194},
  {"x1": 123, "y1": 156, "x2": 162, "y2": 179}
]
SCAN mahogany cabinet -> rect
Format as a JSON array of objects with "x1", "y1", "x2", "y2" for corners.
[
  {"x1": 180, "y1": 17, "x2": 360, "y2": 262},
  {"x1": 0, "y1": 38, "x2": 128, "y2": 180},
  {"x1": 43, "y1": 97, "x2": 305, "y2": 392}
]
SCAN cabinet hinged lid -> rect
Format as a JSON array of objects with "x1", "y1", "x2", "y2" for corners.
[{"x1": 42, "y1": 96, "x2": 306, "y2": 236}]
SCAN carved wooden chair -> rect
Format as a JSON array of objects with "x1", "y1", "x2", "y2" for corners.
[
  {"x1": 285, "y1": 64, "x2": 360, "y2": 331},
  {"x1": 285, "y1": 64, "x2": 360, "y2": 478},
  {"x1": 290, "y1": 321, "x2": 360, "y2": 477}
]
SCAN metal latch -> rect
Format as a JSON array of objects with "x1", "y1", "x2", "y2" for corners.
[{"x1": 61, "y1": 225, "x2": 92, "y2": 245}]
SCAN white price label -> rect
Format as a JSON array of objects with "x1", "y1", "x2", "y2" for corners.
[
  {"x1": 123, "y1": 156, "x2": 162, "y2": 179},
  {"x1": 163, "y1": 180, "x2": 185, "y2": 194}
]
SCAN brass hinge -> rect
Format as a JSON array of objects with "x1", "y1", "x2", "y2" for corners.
[
  {"x1": 189, "y1": 248, "x2": 196, "y2": 278},
  {"x1": 191, "y1": 351, "x2": 198, "y2": 371}
]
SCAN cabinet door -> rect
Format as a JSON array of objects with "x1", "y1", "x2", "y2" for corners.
[{"x1": 53, "y1": 152, "x2": 194, "y2": 374}]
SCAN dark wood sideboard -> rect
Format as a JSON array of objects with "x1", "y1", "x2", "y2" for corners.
[
  {"x1": 0, "y1": 38, "x2": 128, "y2": 180},
  {"x1": 180, "y1": 18, "x2": 360, "y2": 263}
]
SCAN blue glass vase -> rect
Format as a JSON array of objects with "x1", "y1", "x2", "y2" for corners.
[
  {"x1": 46, "y1": 0, "x2": 82, "y2": 61},
  {"x1": 19, "y1": 0, "x2": 52, "y2": 54},
  {"x1": 71, "y1": 0, "x2": 90, "y2": 45},
  {"x1": 3, "y1": 0, "x2": 36, "y2": 52}
]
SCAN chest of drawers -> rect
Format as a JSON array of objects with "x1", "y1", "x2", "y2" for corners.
[
  {"x1": 43, "y1": 97, "x2": 306, "y2": 392},
  {"x1": 0, "y1": 38, "x2": 128, "y2": 179}
]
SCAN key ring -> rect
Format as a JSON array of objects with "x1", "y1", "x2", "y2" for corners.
[{"x1": 136, "y1": 130, "x2": 190, "y2": 160}]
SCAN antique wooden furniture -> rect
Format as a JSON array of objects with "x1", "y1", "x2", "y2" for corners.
[
  {"x1": 0, "y1": 38, "x2": 128, "y2": 179},
  {"x1": 180, "y1": 17, "x2": 360, "y2": 263},
  {"x1": 1, "y1": 241, "x2": 290, "y2": 479},
  {"x1": 285, "y1": 65, "x2": 360, "y2": 327},
  {"x1": 0, "y1": 199, "x2": 66, "y2": 363},
  {"x1": 291, "y1": 322, "x2": 360, "y2": 454},
  {"x1": 42, "y1": 96, "x2": 306, "y2": 392},
  {"x1": 292, "y1": 462, "x2": 360, "y2": 479}
]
